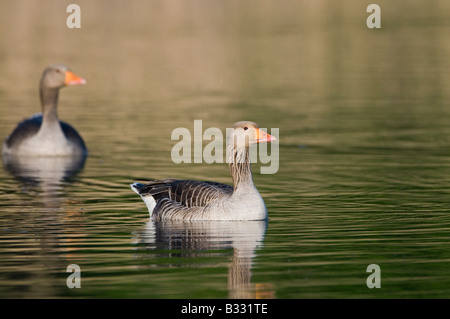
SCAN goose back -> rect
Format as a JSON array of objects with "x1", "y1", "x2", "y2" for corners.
[
  {"x1": 132, "y1": 179, "x2": 234, "y2": 221},
  {"x1": 135, "y1": 179, "x2": 233, "y2": 207}
]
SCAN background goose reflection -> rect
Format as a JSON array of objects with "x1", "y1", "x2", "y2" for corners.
[{"x1": 2, "y1": 154, "x2": 86, "y2": 208}]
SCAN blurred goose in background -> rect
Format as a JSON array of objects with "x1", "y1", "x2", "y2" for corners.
[
  {"x1": 131, "y1": 121, "x2": 276, "y2": 221},
  {"x1": 2, "y1": 64, "x2": 87, "y2": 157}
]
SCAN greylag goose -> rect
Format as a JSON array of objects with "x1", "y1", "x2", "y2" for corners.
[
  {"x1": 131, "y1": 121, "x2": 276, "y2": 221},
  {"x1": 2, "y1": 64, "x2": 87, "y2": 157}
]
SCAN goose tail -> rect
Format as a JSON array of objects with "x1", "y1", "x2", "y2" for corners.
[
  {"x1": 130, "y1": 182, "x2": 145, "y2": 194},
  {"x1": 130, "y1": 183, "x2": 157, "y2": 215}
]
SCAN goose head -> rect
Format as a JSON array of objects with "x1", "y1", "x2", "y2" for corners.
[
  {"x1": 228, "y1": 121, "x2": 276, "y2": 150},
  {"x1": 40, "y1": 64, "x2": 86, "y2": 90}
]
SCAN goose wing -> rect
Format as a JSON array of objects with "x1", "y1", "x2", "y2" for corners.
[
  {"x1": 60, "y1": 120, "x2": 87, "y2": 151},
  {"x1": 4, "y1": 114, "x2": 42, "y2": 149},
  {"x1": 135, "y1": 178, "x2": 233, "y2": 208}
]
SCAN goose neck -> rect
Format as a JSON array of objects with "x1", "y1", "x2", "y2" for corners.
[
  {"x1": 228, "y1": 145, "x2": 253, "y2": 190},
  {"x1": 40, "y1": 85, "x2": 60, "y2": 124}
]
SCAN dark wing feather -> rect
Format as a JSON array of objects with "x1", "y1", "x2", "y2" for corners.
[
  {"x1": 60, "y1": 120, "x2": 87, "y2": 151},
  {"x1": 136, "y1": 178, "x2": 233, "y2": 208},
  {"x1": 4, "y1": 114, "x2": 42, "y2": 148}
]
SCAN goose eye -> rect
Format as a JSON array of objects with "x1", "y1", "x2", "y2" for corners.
[{"x1": 244, "y1": 127, "x2": 248, "y2": 130}]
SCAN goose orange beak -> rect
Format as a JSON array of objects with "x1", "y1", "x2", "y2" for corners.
[
  {"x1": 256, "y1": 128, "x2": 276, "y2": 143},
  {"x1": 65, "y1": 70, "x2": 86, "y2": 86}
]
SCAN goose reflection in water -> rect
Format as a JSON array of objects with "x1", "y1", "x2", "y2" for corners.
[
  {"x1": 133, "y1": 219, "x2": 274, "y2": 299},
  {"x1": 2, "y1": 154, "x2": 86, "y2": 207},
  {"x1": 1, "y1": 152, "x2": 86, "y2": 298}
]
